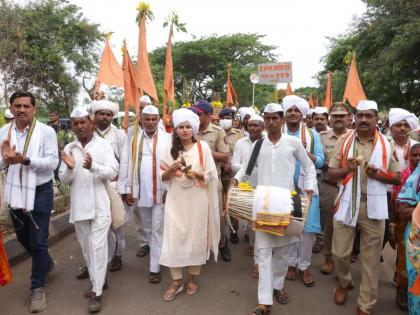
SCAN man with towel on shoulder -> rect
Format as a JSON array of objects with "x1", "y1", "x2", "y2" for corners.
[{"x1": 0, "y1": 91, "x2": 59, "y2": 313}]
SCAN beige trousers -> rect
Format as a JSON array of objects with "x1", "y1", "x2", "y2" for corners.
[
  {"x1": 170, "y1": 265, "x2": 202, "y2": 280},
  {"x1": 332, "y1": 200, "x2": 385, "y2": 313},
  {"x1": 319, "y1": 183, "x2": 338, "y2": 258}
]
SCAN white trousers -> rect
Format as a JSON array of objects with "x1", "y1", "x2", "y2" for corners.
[
  {"x1": 107, "y1": 204, "x2": 132, "y2": 259},
  {"x1": 132, "y1": 204, "x2": 150, "y2": 248},
  {"x1": 256, "y1": 245, "x2": 289, "y2": 305},
  {"x1": 287, "y1": 232, "x2": 314, "y2": 270},
  {"x1": 138, "y1": 204, "x2": 164, "y2": 273},
  {"x1": 75, "y1": 216, "x2": 111, "y2": 296}
]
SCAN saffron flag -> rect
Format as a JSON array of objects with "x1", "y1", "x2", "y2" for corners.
[
  {"x1": 343, "y1": 53, "x2": 367, "y2": 108},
  {"x1": 286, "y1": 82, "x2": 293, "y2": 96},
  {"x1": 308, "y1": 94, "x2": 314, "y2": 108},
  {"x1": 324, "y1": 72, "x2": 333, "y2": 108},
  {"x1": 163, "y1": 26, "x2": 174, "y2": 118},
  {"x1": 0, "y1": 231, "x2": 12, "y2": 286},
  {"x1": 226, "y1": 64, "x2": 238, "y2": 106},
  {"x1": 94, "y1": 37, "x2": 124, "y2": 94},
  {"x1": 122, "y1": 41, "x2": 140, "y2": 130},
  {"x1": 137, "y1": 16, "x2": 158, "y2": 104}
]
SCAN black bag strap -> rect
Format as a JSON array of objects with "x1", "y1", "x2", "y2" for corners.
[{"x1": 245, "y1": 138, "x2": 264, "y2": 177}]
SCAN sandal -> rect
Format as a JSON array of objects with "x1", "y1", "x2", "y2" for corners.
[
  {"x1": 251, "y1": 264, "x2": 259, "y2": 279},
  {"x1": 286, "y1": 266, "x2": 296, "y2": 281},
  {"x1": 251, "y1": 304, "x2": 271, "y2": 315},
  {"x1": 149, "y1": 272, "x2": 161, "y2": 284},
  {"x1": 186, "y1": 281, "x2": 199, "y2": 295},
  {"x1": 300, "y1": 269, "x2": 315, "y2": 287},
  {"x1": 274, "y1": 289, "x2": 289, "y2": 304},
  {"x1": 163, "y1": 280, "x2": 184, "y2": 302}
]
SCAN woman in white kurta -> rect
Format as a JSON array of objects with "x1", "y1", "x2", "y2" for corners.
[{"x1": 159, "y1": 108, "x2": 220, "y2": 301}]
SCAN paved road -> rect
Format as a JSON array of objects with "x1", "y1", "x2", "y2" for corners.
[{"x1": 1, "y1": 222, "x2": 404, "y2": 315}]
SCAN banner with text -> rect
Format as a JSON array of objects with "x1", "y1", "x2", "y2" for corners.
[{"x1": 257, "y1": 62, "x2": 293, "y2": 85}]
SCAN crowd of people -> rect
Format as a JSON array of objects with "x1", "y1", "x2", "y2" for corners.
[{"x1": 1, "y1": 90, "x2": 419, "y2": 315}]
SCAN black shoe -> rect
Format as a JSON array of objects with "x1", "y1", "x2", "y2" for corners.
[
  {"x1": 84, "y1": 280, "x2": 108, "y2": 299},
  {"x1": 109, "y1": 256, "x2": 122, "y2": 272},
  {"x1": 88, "y1": 294, "x2": 102, "y2": 313},
  {"x1": 76, "y1": 266, "x2": 89, "y2": 279},
  {"x1": 220, "y1": 244, "x2": 231, "y2": 262},
  {"x1": 136, "y1": 245, "x2": 150, "y2": 257},
  {"x1": 229, "y1": 232, "x2": 239, "y2": 244},
  {"x1": 244, "y1": 233, "x2": 250, "y2": 243}
]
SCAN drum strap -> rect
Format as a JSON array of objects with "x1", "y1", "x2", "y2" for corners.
[{"x1": 245, "y1": 138, "x2": 264, "y2": 177}]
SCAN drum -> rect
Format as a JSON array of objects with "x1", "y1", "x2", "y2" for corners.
[{"x1": 226, "y1": 186, "x2": 255, "y2": 221}]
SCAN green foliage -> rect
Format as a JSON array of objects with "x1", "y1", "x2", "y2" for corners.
[
  {"x1": 0, "y1": 0, "x2": 103, "y2": 115},
  {"x1": 320, "y1": 0, "x2": 420, "y2": 113},
  {"x1": 149, "y1": 33, "x2": 278, "y2": 107}
]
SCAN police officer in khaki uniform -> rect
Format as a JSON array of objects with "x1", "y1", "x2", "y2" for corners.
[
  {"x1": 191, "y1": 100, "x2": 232, "y2": 262},
  {"x1": 218, "y1": 107, "x2": 244, "y2": 243},
  {"x1": 328, "y1": 100, "x2": 401, "y2": 315},
  {"x1": 319, "y1": 102, "x2": 351, "y2": 275}
]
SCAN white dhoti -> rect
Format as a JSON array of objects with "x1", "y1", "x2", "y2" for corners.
[
  {"x1": 256, "y1": 245, "x2": 289, "y2": 305},
  {"x1": 75, "y1": 216, "x2": 111, "y2": 296},
  {"x1": 287, "y1": 232, "x2": 314, "y2": 270},
  {"x1": 138, "y1": 204, "x2": 164, "y2": 273}
]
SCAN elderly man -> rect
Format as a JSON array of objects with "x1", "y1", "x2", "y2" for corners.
[
  {"x1": 319, "y1": 102, "x2": 351, "y2": 274},
  {"x1": 59, "y1": 107, "x2": 118, "y2": 313},
  {"x1": 125, "y1": 105, "x2": 171, "y2": 284},
  {"x1": 191, "y1": 99, "x2": 231, "y2": 261},
  {"x1": 328, "y1": 100, "x2": 401, "y2": 315},
  {"x1": 282, "y1": 95, "x2": 324, "y2": 288},
  {"x1": 126, "y1": 94, "x2": 152, "y2": 258},
  {"x1": 91, "y1": 100, "x2": 130, "y2": 272},
  {"x1": 238, "y1": 107, "x2": 255, "y2": 137},
  {"x1": 0, "y1": 91, "x2": 58, "y2": 313},
  {"x1": 387, "y1": 107, "x2": 418, "y2": 310},
  {"x1": 218, "y1": 107, "x2": 244, "y2": 243},
  {"x1": 233, "y1": 103, "x2": 317, "y2": 314}
]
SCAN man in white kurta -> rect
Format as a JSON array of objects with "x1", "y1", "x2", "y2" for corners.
[
  {"x1": 126, "y1": 105, "x2": 171, "y2": 283},
  {"x1": 234, "y1": 103, "x2": 317, "y2": 314},
  {"x1": 91, "y1": 100, "x2": 130, "y2": 272},
  {"x1": 59, "y1": 108, "x2": 118, "y2": 313}
]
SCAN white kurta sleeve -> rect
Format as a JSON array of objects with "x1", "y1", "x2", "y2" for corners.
[
  {"x1": 117, "y1": 131, "x2": 130, "y2": 194},
  {"x1": 231, "y1": 141, "x2": 243, "y2": 173},
  {"x1": 58, "y1": 143, "x2": 74, "y2": 184}
]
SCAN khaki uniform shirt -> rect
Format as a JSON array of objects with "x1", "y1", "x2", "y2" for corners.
[
  {"x1": 320, "y1": 129, "x2": 351, "y2": 181},
  {"x1": 196, "y1": 123, "x2": 229, "y2": 175},
  {"x1": 221, "y1": 128, "x2": 244, "y2": 181},
  {"x1": 329, "y1": 133, "x2": 400, "y2": 194}
]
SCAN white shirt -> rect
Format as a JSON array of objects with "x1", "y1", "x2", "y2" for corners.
[
  {"x1": 59, "y1": 135, "x2": 118, "y2": 223},
  {"x1": 0, "y1": 121, "x2": 58, "y2": 186},
  {"x1": 96, "y1": 124, "x2": 129, "y2": 194},
  {"x1": 129, "y1": 129, "x2": 171, "y2": 207},
  {"x1": 231, "y1": 136, "x2": 260, "y2": 186},
  {"x1": 235, "y1": 134, "x2": 317, "y2": 249}
]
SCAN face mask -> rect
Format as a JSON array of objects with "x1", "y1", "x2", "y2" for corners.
[{"x1": 219, "y1": 119, "x2": 232, "y2": 130}]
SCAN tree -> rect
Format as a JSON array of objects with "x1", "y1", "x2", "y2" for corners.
[
  {"x1": 320, "y1": 0, "x2": 420, "y2": 113},
  {"x1": 0, "y1": 0, "x2": 103, "y2": 115},
  {"x1": 149, "y1": 33, "x2": 278, "y2": 108}
]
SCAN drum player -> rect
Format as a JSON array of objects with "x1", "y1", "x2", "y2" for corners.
[{"x1": 232, "y1": 103, "x2": 317, "y2": 315}]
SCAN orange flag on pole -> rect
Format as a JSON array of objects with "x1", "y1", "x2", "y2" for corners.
[
  {"x1": 286, "y1": 82, "x2": 293, "y2": 96},
  {"x1": 137, "y1": 16, "x2": 158, "y2": 104},
  {"x1": 94, "y1": 37, "x2": 124, "y2": 94},
  {"x1": 342, "y1": 53, "x2": 367, "y2": 108},
  {"x1": 226, "y1": 64, "x2": 238, "y2": 106},
  {"x1": 122, "y1": 41, "x2": 140, "y2": 130},
  {"x1": 324, "y1": 72, "x2": 333, "y2": 108},
  {"x1": 163, "y1": 26, "x2": 174, "y2": 118},
  {"x1": 308, "y1": 94, "x2": 314, "y2": 108}
]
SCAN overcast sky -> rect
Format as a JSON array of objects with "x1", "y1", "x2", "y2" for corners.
[{"x1": 71, "y1": 0, "x2": 366, "y2": 89}]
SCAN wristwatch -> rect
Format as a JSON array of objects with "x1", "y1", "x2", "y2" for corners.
[{"x1": 23, "y1": 157, "x2": 31, "y2": 166}]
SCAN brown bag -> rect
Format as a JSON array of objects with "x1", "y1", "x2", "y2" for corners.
[{"x1": 105, "y1": 182, "x2": 125, "y2": 229}]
